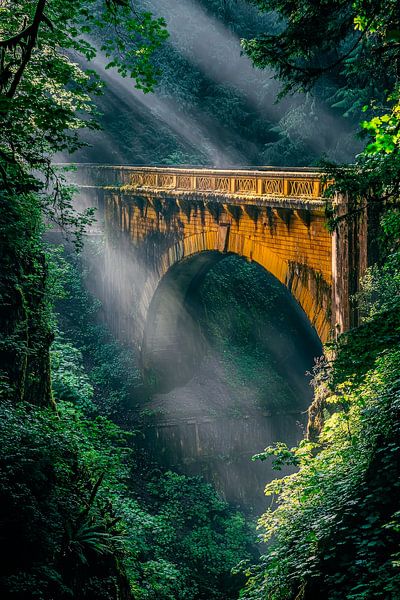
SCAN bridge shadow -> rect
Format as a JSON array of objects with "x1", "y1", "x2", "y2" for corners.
[{"x1": 142, "y1": 251, "x2": 225, "y2": 392}]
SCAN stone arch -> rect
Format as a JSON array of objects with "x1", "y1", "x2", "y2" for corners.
[
  {"x1": 139, "y1": 230, "x2": 330, "y2": 342},
  {"x1": 140, "y1": 230, "x2": 329, "y2": 385}
]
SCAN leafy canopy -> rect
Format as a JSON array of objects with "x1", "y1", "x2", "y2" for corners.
[
  {"x1": 243, "y1": 0, "x2": 400, "y2": 203},
  {"x1": 0, "y1": 0, "x2": 167, "y2": 243}
]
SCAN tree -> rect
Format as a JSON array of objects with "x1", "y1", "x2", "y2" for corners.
[
  {"x1": 242, "y1": 0, "x2": 400, "y2": 206},
  {"x1": 0, "y1": 0, "x2": 167, "y2": 406},
  {"x1": 243, "y1": 0, "x2": 399, "y2": 96}
]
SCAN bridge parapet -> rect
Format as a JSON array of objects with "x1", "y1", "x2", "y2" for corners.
[{"x1": 125, "y1": 167, "x2": 325, "y2": 200}]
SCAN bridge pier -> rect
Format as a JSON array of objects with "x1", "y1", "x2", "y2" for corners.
[{"x1": 332, "y1": 192, "x2": 369, "y2": 334}]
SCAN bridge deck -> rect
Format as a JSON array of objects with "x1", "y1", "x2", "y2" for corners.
[{"x1": 65, "y1": 164, "x2": 328, "y2": 204}]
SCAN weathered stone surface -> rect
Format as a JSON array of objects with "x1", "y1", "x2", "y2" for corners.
[{"x1": 70, "y1": 165, "x2": 370, "y2": 368}]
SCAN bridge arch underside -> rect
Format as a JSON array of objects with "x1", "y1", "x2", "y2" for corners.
[{"x1": 141, "y1": 235, "x2": 326, "y2": 391}]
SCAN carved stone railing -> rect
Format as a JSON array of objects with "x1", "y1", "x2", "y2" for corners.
[
  {"x1": 65, "y1": 164, "x2": 328, "y2": 202},
  {"x1": 125, "y1": 167, "x2": 325, "y2": 200}
]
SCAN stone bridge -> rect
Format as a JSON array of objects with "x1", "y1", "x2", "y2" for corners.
[
  {"x1": 72, "y1": 164, "x2": 368, "y2": 378},
  {"x1": 66, "y1": 163, "x2": 372, "y2": 509}
]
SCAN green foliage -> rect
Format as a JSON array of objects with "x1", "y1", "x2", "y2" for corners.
[
  {"x1": 1, "y1": 6, "x2": 257, "y2": 596},
  {"x1": 120, "y1": 471, "x2": 254, "y2": 599},
  {"x1": 94, "y1": 7, "x2": 168, "y2": 93},
  {"x1": 47, "y1": 244, "x2": 257, "y2": 599},
  {"x1": 243, "y1": 0, "x2": 398, "y2": 99},
  {"x1": 239, "y1": 216, "x2": 400, "y2": 598},
  {"x1": 0, "y1": 0, "x2": 168, "y2": 408},
  {"x1": 252, "y1": 442, "x2": 301, "y2": 471},
  {"x1": 361, "y1": 88, "x2": 400, "y2": 155},
  {"x1": 239, "y1": 2, "x2": 400, "y2": 597},
  {"x1": 51, "y1": 338, "x2": 96, "y2": 412},
  {"x1": 0, "y1": 0, "x2": 167, "y2": 241},
  {"x1": 53, "y1": 245, "x2": 143, "y2": 421},
  {"x1": 1, "y1": 297, "x2": 256, "y2": 599},
  {"x1": 241, "y1": 347, "x2": 400, "y2": 599},
  {"x1": 80, "y1": 0, "x2": 359, "y2": 166},
  {"x1": 0, "y1": 398, "x2": 132, "y2": 599},
  {"x1": 0, "y1": 192, "x2": 54, "y2": 405},
  {"x1": 245, "y1": 0, "x2": 400, "y2": 214}
]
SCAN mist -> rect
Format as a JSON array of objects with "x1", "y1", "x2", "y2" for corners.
[
  {"x1": 67, "y1": 184, "x2": 322, "y2": 513},
  {"x1": 70, "y1": 44, "x2": 247, "y2": 166},
  {"x1": 148, "y1": 0, "x2": 359, "y2": 157},
  {"x1": 63, "y1": 0, "x2": 360, "y2": 167}
]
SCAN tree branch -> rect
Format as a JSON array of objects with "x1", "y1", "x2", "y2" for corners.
[
  {"x1": 5, "y1": 0, "x2": 48, "y2": 99},
  {"x1": 277, "y1": 29, "x2": 366, "y2": 79}
]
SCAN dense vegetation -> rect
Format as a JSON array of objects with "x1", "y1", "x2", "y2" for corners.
[
  {"x1": 1, "y1": 244, "x2": 255, "y2": 599},
  {"x1": 1, "y1": 0, "x2": 400, "y2": 598},
  {"x1": 241, "y1": 214, "x2": 400, "y2": 598},
  {"x1": 0, "y1": 1, "x2": 253, "y2": 597},
  {"x1": 197, "y1": 256, "x2": 321, "y2": 413}
]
